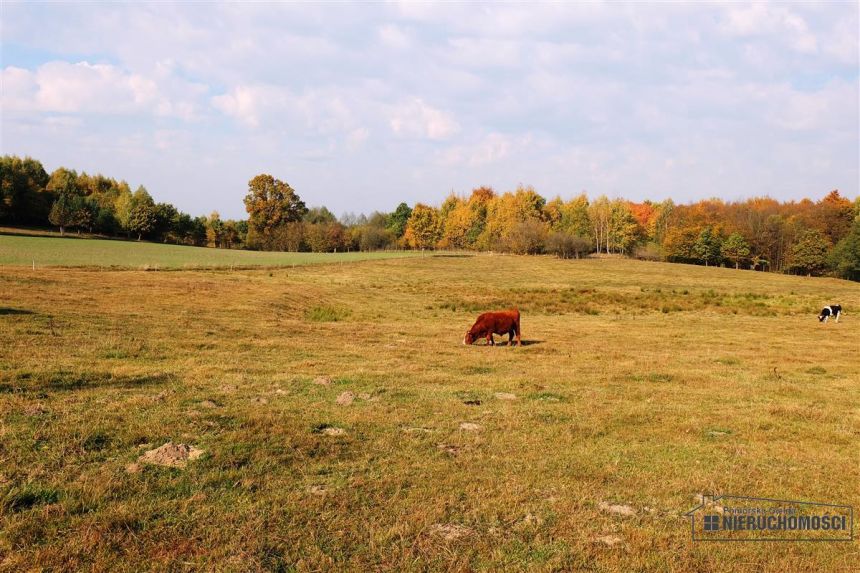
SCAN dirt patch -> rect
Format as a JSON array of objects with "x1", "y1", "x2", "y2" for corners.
[
  {"x1": 494, "y1": 392, "x2": 517, "y2": 400},
  {"x1": 321, "y1": 427, "x2": 346, "y2": 436},
  {"x1": 429, "y1": 523, "x2": 473, "y2": 541},
  {"x1": 336, "y1": 391, "x2": 355, "y2": 406},
  {"x1": 308, "y1": 485, "x2": 327, "y2": 495},
  {"x1": 312, "y1": 377, "x2": 333, "y2": 387},
  {"x1": 138, "y1": 442, "x2": 204, "y2": 468},
  {"x1": 459, "y1": 422, "x2": 481, "y2": 431},
  {"x1": 251, "y1": 397, "x2": 268, "y2": 405},
  {"x1": 598, "y1": 501, "x2": 636, "y2": 517},
  {"x1": 594, "y1": 535, "x2": 623, "y2": 546},
  {"x1": 199, "y1": 400, "x2": 219, "y2": 409}
]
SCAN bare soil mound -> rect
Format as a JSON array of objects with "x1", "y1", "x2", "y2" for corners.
[{"x1": 138, "y1": 442, "x2": 204, "y2": 468}]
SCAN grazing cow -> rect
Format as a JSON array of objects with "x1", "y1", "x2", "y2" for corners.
[
  {"x1": 464, "y1": 309, "x2": 521, "y2": 346},
  {"x1": 818, "y1": 305, "x2": 842, "y2": 323}
]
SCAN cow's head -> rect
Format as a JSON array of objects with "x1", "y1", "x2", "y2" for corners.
[{"x1": 463, "y1": 330, "x2": 475, "y2": 345}]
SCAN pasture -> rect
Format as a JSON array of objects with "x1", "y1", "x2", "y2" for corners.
[
  {"x1": 1, "y1": 254, "x2": 858, "y2": 571},
  {"x1": 0, "y1": 231, "x2": 421, "y2": 268}
]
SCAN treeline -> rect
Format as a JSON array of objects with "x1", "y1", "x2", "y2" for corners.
[
  {"x1": 0, "y1": 155, "x2": 245, "y2": 247},
  {"x1": 2, "y1": 155, "x2": 858, "y2": 279},
  {"x1": 395, "y1": 186, "x2": 859, "y2": 279}
]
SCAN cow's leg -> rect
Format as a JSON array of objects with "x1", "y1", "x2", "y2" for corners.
[
  {"x1": 487, "y1": 333, "x2": 494, "y2": 346},
  {"x1": 509, "y1": 328, "x2": 515, "y2": 346},
  {"x1": 835, "y1": 313, "x2": 840, "y2": 323},
  {"x1": 823, "y1": 315, "x2": 829, "y2": 323},
  {"x1": 515, "y1": 322, "x2": 521, "y2": 346}
]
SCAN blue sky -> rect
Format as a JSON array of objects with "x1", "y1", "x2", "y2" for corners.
[{"x1": 2, "y1": 2, "x2": 858, "y2": 219}]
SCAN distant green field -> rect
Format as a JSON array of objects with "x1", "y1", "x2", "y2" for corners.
[{"x1": 0, "y1": 233, "x2": 422, "y2": 268}]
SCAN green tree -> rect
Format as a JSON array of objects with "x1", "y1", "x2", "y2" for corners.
[
  {"x1": 788, "y1": 228, "x2": 831, "y2": 276},
  {"x1": 386, "y1": 202, "x2": 412, "y2": 238},
  {"x1": 0, "y1": 156, "x2": 51, "y2": 224},
  {"x1": 304, "y1": 206, "x2": 337, "y2": 224},
  {"x1": 829, "y1": 218, "x2": 860, "y2": 280},
  {"x1": 72, "y1": 196, "x2": 98, "y2": 233},
  {"x1": 127, "y1": 186, "x2": 156, "y2": 240},
  {"x1": 721, "y1": 232, "x2": 751, "y2": 269},
  {"x1": 693, "y1": 226, "x2": 723, "y2": 266},
  {"x1": 48, "y1": 195, "x2": 76, "y2": 235},
  {"x1": 152, "y1": 203, "x2": 180, "y2": 242},
  {"x1": 244, "y1": 174, "x2": 307, "y2": 249}
]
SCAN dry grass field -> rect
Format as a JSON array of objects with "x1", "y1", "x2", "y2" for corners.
[{"x1": 1, "y1": 254, "x2": 858, "y2": 571}]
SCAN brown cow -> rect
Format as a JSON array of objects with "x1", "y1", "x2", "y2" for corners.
[{"x1": 463, "y1": 309, "x2": 521, "y2": 346}]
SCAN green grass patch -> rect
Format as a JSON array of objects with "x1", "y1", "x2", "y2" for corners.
[
  {"x1": 305, "y1": 305, "x2": 351, "y2": 322},
  {"x1": 0, "y1": 232, "x2": 422, "y2": 268}
]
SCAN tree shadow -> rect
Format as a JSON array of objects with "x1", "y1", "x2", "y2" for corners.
[
  {"x1": 3, "y1": 371, "x2": 173, "y2": 393},
  {"x1": 0, "y1": 308, "x2": 35, "y2": 316}
]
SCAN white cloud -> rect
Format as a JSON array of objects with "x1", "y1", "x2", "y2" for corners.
[
  {"x1": 439, "y1": 133, "x2": 539, "y2": 167},
  {"x1": 1, "y1": 60, "x2": 205, "y2": 120},
  {"x1": 212, "y1": 84, "x2": 360, "y2": 135},
  {"x1": 378, "y1": 24, "x2": 412, "y2": 49},
  {"x1": 389, "y1": 98, "x2": 459, "y2": 140},
  {"x1": 1, "y1": 2, "x2": 856, "y2": 217},
  {"x1": 720, "y1": 3, "x2": 818, "y2": 54}
]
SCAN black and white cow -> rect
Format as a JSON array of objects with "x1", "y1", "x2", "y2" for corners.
[{"x1": 818, "y1": 305, "x2": 842, "y2": 323}]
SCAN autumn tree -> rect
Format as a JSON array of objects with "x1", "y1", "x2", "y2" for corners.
[
  {"x1": 588, "y1": 195, "x2": 611, "y2": 253},
  {"x1": 206, "y1": 211, "x2": 224, "y2": 247},
  {"x1": 814, "y1": 190, "x2": 854, "y2": 244},
  {"x1": 507, "y1": 220, "x2": 547, "y2": 254},
  {"x1": 404, "y1": 203, "x2": 442, "y2": 249},
  {"x1": 244, "y1": 174, "x2": 307, "y2": 249},
  {"x1": 481, "y1": 186, "x2": 546, "y2": 251},
  {"x1": 546, "y1": 231, "x2": 591, "y2": 259},
  {"x1": 440, "y1": 197, "x2": 479, "y2": 249},
  {"x1": 608, "y1": 199, "x2": 641, "y2": 254}
]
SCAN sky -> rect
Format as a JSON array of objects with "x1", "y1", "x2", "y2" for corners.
[{"x1": 1, "y1": 2, "x2": 858, "y2": 220}]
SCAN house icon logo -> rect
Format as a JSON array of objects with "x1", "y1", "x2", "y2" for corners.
[
  {"x1": 703, "y1": 514, "x2": 720, "y2": 531},
  {"x1": 686, "y1": 494, "x2": 853, "y2": 542}
]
